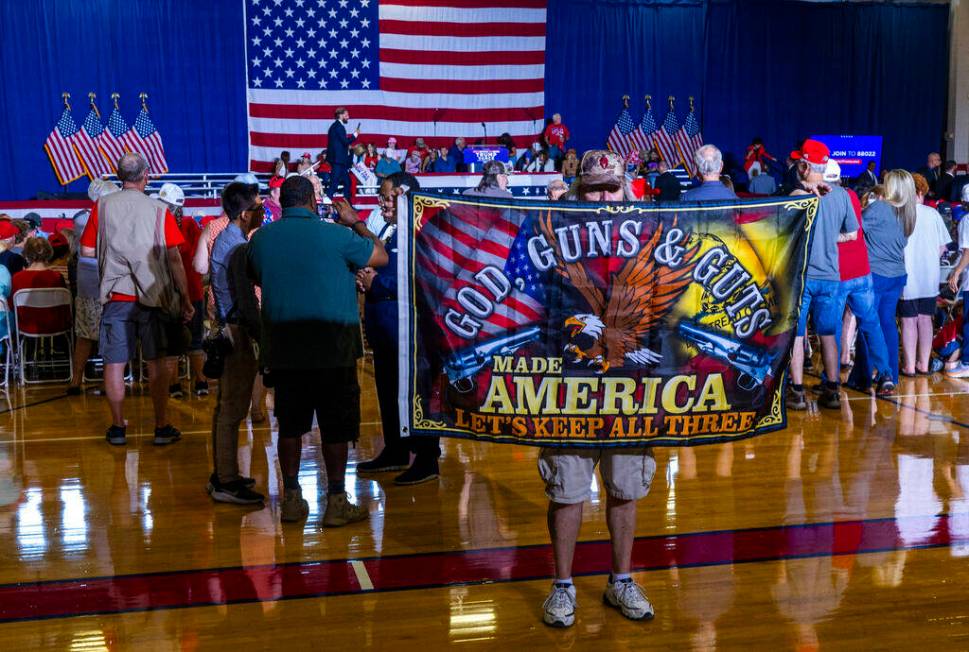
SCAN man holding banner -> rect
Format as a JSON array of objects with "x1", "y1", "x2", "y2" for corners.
[
  {"x1": 538, "y1": 151, "x2": 656, "y2": 628},
  {"x1": 400, "y1": 145, "x2": 816, "y2": 630}
]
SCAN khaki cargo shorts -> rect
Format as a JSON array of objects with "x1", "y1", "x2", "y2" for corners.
[{"x1": 538, "y1": 447, "x2": 657, "y2": 505}]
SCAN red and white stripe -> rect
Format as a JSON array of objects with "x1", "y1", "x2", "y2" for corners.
[
  {"x1": 628, "y1": 128, "x2": 651, "y2": 154},
  {"x1": 44, "y1": 130, "x2": 85, "y2": 186},
  {"x1": 654, "y1": 128, "x2": 681, "y2": 168},
  {"x1": 98, "y1": 130, "x2": 126, "y2": 170},
  {"x1": 74, "y1": 127, "x2": 112, "y2": 178},
  {"x1": 142, "y1": 132, "x2": 169, "y2": 174},
  {"x1": 119, "y1": 129, "x2": 146, "y2": 163},
  {"x1": 416, "y1": 205, "x2": 543, "y2": 350},
  {"x1": 606, "y1": 126, "x2": 630, "y2": 156},
  {"x1": 247, "y1": 2, "x2": 548, "y2": 172}
]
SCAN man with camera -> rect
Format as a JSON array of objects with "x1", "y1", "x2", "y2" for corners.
[
  {"x1": 248, "y1": 176, "x2": 388, "y2": 525},
  {"x1": 206, "y1": 182, "x2": 265, "y2": 504}
]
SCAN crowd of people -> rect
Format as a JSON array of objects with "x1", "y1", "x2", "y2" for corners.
[{"x1": 4, "y1": 108, "x2": 969, "y2": 629}]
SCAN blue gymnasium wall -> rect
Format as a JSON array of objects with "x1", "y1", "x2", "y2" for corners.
[{"x1": 0, "y1": 0, "x2": 949, "y2": 199}]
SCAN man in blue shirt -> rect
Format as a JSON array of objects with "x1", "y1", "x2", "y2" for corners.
[
  {"x1": 248, "y1": 176, "x2": 388, "y2": 526},
  {"x1": 356, "y1": 173, "x2": 442, "y2": 485},
  {"x1": 682, "y1": 144, "x2": 738, "y2": 201},
  {"x1": 207, "y1": 182, "x2": 265, "y2": 505}
]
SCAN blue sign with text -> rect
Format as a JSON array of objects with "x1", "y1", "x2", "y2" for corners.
[{"x1": 810, "y1": 135, "x2": 883, "y2": 179}]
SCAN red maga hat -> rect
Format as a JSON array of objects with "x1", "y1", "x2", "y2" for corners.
[
  {"x1": 0, "y1": 221, "x2": 19, "y2": 240},
  {"x1": 268, "y1": 175, "x2": 285, "y2": 189},
  {"x1": 790, "y1": 139, "x2": 830, "y2": 166}
]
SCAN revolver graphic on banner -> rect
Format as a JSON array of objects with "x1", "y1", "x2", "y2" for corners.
[
  {"x1": 444, "y1": 326, "x2": 542, "y2": 393},
  {"x1": 677, "y1": 320, "x2": 776, "y2": 391}
]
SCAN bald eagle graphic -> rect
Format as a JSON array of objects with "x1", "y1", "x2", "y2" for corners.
[{"x1": 539, "y1": 212, "x2": 699, "y2": 373}]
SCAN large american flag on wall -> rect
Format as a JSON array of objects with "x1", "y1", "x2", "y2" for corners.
[{"x1": 244, "y1": 0, "x2": 547, "y2": 172}]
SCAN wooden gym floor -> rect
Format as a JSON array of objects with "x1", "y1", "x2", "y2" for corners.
[{"x1": 0, "y1": 359, "x2": 968, "y2": 650}]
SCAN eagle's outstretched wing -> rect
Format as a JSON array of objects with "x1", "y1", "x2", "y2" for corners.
[
  {"x1": 538, "y1": 210, "x2": 605, "y2": 315},
  {"x1": 602, "y1": 222, "x2": 699, "y2": 363}
]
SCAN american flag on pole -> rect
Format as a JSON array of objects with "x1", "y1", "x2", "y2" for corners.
[
  {"x1": 415, "y1": 204, "x2": 543, "y2": 350},
  {"x1": 74, "y1": 108, "x2": 113, "y2": 179},
  {"x1": 100, "y1": 107, "x2": 129, "y2": 170},
  {"x1": 122, "y1": 108, "x2": 169, "y2": 174},
  {"x1": 632, "y1": 102, "x2": 658, "y2": 154},
  {"x1": 654, "y1": 105, "x2": 682, "y2": 169},
  {"x1": 606, "y1": 105, "x2": 636, "y2": 156},
  {"x1": 44, "y1": 109, "x2": 86, "y2": 186},
  {"x1": 674, "y1": 106, "x2": 703, "y2": 176},
  {"x1": 244, "y1": 0, "x2": 547, "y2": 172}
]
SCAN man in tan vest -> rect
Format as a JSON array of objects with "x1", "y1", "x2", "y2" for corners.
[{"x1": 79, "y1": 153, "x2": 194, "y2": 446}]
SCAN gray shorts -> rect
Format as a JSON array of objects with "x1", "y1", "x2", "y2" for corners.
[
  {"x1": 99, "y1": 302, "x2": 166, "y2": 364},
  {"x1": 538, "y1": 447, "x2": 657, "y2": 505}
]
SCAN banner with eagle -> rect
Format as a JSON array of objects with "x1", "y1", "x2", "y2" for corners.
[{"x1": 398, "y1": 192, "x2": 818, "y2": 448}]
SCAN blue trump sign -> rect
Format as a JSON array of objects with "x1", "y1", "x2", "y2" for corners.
[{"x1": 810, "y1": 135, "x2": 883, "y2": 179}]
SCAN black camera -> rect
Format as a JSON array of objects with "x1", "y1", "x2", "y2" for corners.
[{"x1": 202, "y1": 332, "x2": 234, "y2": 379}]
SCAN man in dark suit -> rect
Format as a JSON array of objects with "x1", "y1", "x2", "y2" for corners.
[
  {"x1": 951, "y1": 169, "x2": 969, "y2": 202},
  {"x1": 917, "y1": 152, "x2": 942, "y2": 198},
  {"x1": 854, "y1": 161, "x2": 878, "y2": 193},
  {"x1": 326, "y1": 107, "x2": 359, "y2": 198},
  {"x1": 937, "y1": 160, "x2": 957, "y2": 202}
]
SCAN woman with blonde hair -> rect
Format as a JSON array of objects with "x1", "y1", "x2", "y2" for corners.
[
  {"x1": 851, "y1": 169, "x2": 915, "y2": 384},
  {"x1": 900, "y1": 173, "x2": 951, "y2": 375}
]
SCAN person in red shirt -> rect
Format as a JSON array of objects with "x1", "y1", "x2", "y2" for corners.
[
  {"x1": 79, "y1": 153, "x2": 191, "y2": 447},
  {"x1": 364, "y1": 143, "x2": 379, "y2": 171},
  {"x1": 11, "y1": 237, "x2": 71, "y2": 336},
  {"x1": 821, "y1": 160, "x2": 894, "y2": 395},
  {"x1": 543, "y1": 113, "x2": 570, "y2": 164}
]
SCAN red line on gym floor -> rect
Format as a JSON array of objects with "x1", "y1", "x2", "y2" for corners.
[{"x1": 0, "y1": 514, "x2": 951, "y2": 623}]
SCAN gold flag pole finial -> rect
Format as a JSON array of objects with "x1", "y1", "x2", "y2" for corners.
[
  {"x1": 668, "y1": 95, "x2": 675, "y2": 110},
  {"x1": 645, "y1": 94, "x2": 652, "y2": 110},
  {"x1": 621, "y1": 94, "x2": 630, "y2": 108},
  {"x1": 88, "y1": 92, "x2": 101, "y2": 118},
  {"x1": 689, "y1": 96, "x2": 695, "y2": 112},
  {"x1": 111, "y1": 92, "x2": 120, "y2": 110},
  {"x1": 62, "y1": 92, "x2": 71, "y2": 111},
  {"x1": 139, "y1": 92, "x2": 148, "y2": 111}
]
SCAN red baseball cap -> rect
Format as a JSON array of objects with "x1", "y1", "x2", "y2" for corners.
[
  {"x1": 0, "y1": 222, "x2": 18, "y2": 240},
  {"x1": 48, "y1": 230, "x2": 69, "y2": 249},
  {"x1": 268, "y1": 175, "x2": 285, "y2": 189},
  {"x1": 790, "y1": 139, "x2": 830, "y2": 165}
]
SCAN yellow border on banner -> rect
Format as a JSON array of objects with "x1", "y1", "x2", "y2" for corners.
[{"x1": 408, "y1": 194, "x2": 819, "y2": 445}]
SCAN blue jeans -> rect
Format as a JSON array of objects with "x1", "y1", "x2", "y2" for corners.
[
  {"x1": 851, "y1": 273, "x2": 905, "y2": 384},
  {"x1": 837, "y1": 275, "x2": 891, "y2": 380},
  {"x1": 797, "y1": 278, "x2": 845, "y2": 337}
]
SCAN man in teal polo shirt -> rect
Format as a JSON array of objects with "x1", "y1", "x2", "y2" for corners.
[{"x1": 248, "y1": 176, "x2": 388, "y2": 527}]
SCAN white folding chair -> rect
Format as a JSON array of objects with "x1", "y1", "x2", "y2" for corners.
[{"x1": 12, "y1": 288, "x2": 74, "y2": 385}]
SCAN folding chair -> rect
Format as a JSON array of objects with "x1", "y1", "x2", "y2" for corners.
[{"x1": 12, "y1": 288, "x2": 74, "y2": 385}]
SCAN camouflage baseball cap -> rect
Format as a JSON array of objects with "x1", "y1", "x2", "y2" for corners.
[{"x1": 580, "y1": 150, "x2": 624, "y2": 189}]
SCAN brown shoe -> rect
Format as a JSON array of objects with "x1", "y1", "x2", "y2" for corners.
[
  {"x1": 280, "y1": 488, "x2": 309, "y2": 523},
  {"x1": 322, "y1": 492, "x2": 368, "y2": 527}
]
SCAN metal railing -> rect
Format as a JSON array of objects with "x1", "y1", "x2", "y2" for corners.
[{"x1": 100, "y1": 173, "x2": 270, "y2": 199}]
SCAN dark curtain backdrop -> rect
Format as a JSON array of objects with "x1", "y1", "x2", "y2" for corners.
[
  {"x1": 0, "y1": 0, "x2": 247, "y2": 200},
  {"x1": 0, "y1": 0, "x2": 949, "y2": 199}
]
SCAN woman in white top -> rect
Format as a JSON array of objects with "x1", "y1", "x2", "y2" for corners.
[{"x1": 900, "y1": 173, "x2": 951, "y2": 375}]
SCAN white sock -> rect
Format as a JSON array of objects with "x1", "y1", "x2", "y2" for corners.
[
  {"x1": 612, "y1": 573, "x2": 631, "y2": 583},
  {"x1": 554, "y1": 578, "x2": 573, "y2": 586}
]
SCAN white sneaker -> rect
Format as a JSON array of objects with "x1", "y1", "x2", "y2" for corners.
[
  {"x1": 543, "y1": 582, "x2": 577, "y2": 627},
  {"x1": 946, "y1": 363, "x2": 969, "y2": 378},
  {"x1": 603, "y1": 578, "x2": 654, "y2": 621}
]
